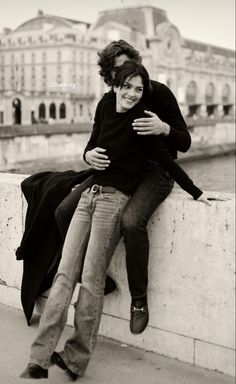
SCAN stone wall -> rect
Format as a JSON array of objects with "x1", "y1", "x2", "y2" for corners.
[
  {"x1": 0, "y1": 173, "x2": 235, "y2": 376},
  {"x1": 0, "y1": 121, "x2": 235, "y2": 171}
]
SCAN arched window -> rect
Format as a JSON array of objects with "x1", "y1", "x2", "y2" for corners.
[
  {"x1": 222, "y1": 84, "x2": 230, "y2": 104},
  {"x1": 59, "y1": 103, "x2": 66, "y2": 119},
  {"x1": 39, "y1": 103, "x2": 46, "y2": 119},
  {"x1": 49, "y1": 103, "x2": 56, "y2": 119},
  {"x1": 205, "y1": 83, "x2": 215, "y2": 104},
  {"x1": 186, "y1": 81, "x2": 198, "y2": 104},
  {"x1": 222, "y1": 84, "x2": 232, "y2": 116},
  {"x1": 79, "y1": 104, "x2": 83, "y2": 116},
  {"x1": 205, "y1": 83, "x2": 216, "y2": 117}
]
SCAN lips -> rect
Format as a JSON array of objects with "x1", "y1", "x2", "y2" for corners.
[{"x1": 123, "y1": 97, "x2": 136, "y2": 102}]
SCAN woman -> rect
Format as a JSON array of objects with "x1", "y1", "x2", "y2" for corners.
[{"x1": 21, "y1": 61, "x2": 209, "y2": 381}]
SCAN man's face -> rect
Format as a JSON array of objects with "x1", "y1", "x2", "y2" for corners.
[
  {"x1": 115, "y1": 75, "x2": 144, "y2": 113},
  {"x1": 111, "y1": 54, "x2": 131, "y2": 79}
]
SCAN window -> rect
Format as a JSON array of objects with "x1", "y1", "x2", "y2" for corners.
[
  {"x1": 222, "y1": 84, "x2": 230, "y2": 104},
  {"x1": 186, "y1": 81, "x2": 198, "y2": 104},
  {"x1": 39, "y1": 103, "x2": 46, "y2": 118},
  {"x1": 49, "y1": 103, "x2": 56, "y2": 119},
  {"x1": 0, "y1": 111, "x2": 4, "y2": 124},
  {"x1": 205, "y1": 83, "x2": 215, "y2": 104},
  {"x1": 59, "y1": 103, "x2": 66, "y2": 119}
]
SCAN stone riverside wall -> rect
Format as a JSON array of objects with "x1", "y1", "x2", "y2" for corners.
[
  {"x1": 0, "y1": 173, "x2": 235, "y2": 376},
  {"x1": 0, "y1": 120, "x2": 235, "y2": 171}
]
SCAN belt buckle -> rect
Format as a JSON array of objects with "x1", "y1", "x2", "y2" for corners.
[{"x1": 91, "y1": 184, "x2": 100, "y2": 194}]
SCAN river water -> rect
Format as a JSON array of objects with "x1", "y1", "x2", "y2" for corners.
[
  {"x1": 8, "y1": 153, "x2": 235, "y2": 194},
  {"x1": 179, "y1": 154, "x2": 235, "y2": 193}
]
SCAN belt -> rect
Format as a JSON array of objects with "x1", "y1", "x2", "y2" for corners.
[{"x1": 89, "y1": 184, "x2": 117, "y2": 194}]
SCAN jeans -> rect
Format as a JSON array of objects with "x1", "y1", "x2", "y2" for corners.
[
  {"x1": 55, "y1": 175, "x2": 94, "y2": 239},
  {"x1": 121, "y1": 164, "x2": 174, "y2": 299},
  {"x1": 55, "y1": 164, "x2": 173, "y2": 300},
  {"x1": 29, "y1": 187, "x2": 129, "y2": 376}
]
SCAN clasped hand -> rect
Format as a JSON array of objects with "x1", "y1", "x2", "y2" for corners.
[
  {"x1": 132, "y1": 110, "x2": 165, "y2": 135},
  {"x1": 85, "y1": 147, "x2": 110, "y2": 170}
]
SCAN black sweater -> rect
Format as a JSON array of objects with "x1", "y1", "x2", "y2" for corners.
[
  {"x1": 89, "y1": 80, "x2": 191, "y2": 160},
  {"x1": 84, "y1": 98, "x2": 202, "y2": 198}
]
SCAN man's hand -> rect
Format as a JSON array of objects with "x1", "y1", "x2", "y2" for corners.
[
  {"x1": 85, "y1": 147, "x2": 110, "y2": 171},
  {"x1": 132, "y1": 110, "x2": 170, "y2": 136}
]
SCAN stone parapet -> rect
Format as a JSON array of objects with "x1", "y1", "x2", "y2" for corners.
[
  {"x1": 0, "y1": 173, "x2": 235, "y2": 376},
  {"x1": 0, "y1": 121, "x2": 235, "y2": 171}
]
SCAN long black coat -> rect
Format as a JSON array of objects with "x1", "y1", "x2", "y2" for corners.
[{"x1": 16, "y1": 169, "x2": 95, "y2": 324}]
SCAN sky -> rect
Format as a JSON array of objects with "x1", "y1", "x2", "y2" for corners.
[{"x1": 0, "y1": 0, "x2": 235, "y2": 49}]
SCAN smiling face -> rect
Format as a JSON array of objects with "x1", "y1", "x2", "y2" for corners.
[{"x1": 115, "y1": 75, "x2": 144, "y2": 113}]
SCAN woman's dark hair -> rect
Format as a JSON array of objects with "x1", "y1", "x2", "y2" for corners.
[
  {"x1": 97, "y1": 40, "x2": 142, "y2": 86},
  {"x1": 113, "y1": 61, "x2": 150, "y2": 97}
]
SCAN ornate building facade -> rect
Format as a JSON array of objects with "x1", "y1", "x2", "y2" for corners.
[{"x1": 0, "y1": 6, "x2": 235, "y2": 125}]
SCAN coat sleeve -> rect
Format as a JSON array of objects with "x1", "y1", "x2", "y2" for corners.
[
  {"x1": 154, "y1": 83, "x2": 191, "y2": 153},
  {"x1": 149, "y1": 137, "x2": 202, "y2": 199}
]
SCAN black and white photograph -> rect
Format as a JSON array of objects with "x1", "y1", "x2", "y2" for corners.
[{"x1": 0, "y1": 0, "x2": 235, "y2": 383}]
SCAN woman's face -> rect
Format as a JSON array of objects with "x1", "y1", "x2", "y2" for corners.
[{"x1": 115, "y1": 75, "x2": 144, "y2": 113}]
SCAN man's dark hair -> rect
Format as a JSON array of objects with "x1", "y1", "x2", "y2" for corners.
[
  {"x1": 113, "y1": 61, "x2": 150, "y2": 97},
  {"x1": 97, "y1": 40, "x2": 142, "y2": 86}
]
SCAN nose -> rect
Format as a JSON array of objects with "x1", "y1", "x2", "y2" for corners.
[{"x1": 127, "y1": 87, "x2": 136, "y2": 97}]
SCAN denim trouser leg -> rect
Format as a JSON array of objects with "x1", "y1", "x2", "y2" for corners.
[
  {"x1": 121, "y1": 164, "x2": 174, "y2": 299},
  {"x1": 62, "y1": 190, "x2": 129, "y2": 376},
  {"x1": 29, "y1": 192, "x2": 93, "y2": 369},
  {"x1": 29, "y1": 188, "x2": 128, "y2": 375},
  {"x1": 55, "y1": 175, "x2": 94, "y2": 240}
]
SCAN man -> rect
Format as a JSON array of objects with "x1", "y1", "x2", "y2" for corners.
[
  {"x1": 55, "y1": 40, "x2": 191, "y2": 335},
  {"x1": 21, "y1": 60, "x2": 210, "y2": 381}
]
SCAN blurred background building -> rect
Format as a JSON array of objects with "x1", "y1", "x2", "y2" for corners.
[{"x1": 0, "y1": 5, "x2": 235, "y2": 126}]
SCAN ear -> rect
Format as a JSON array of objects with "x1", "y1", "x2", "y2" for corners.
[{"x1": 113, "y1": 86, "x2": 118, "y2": 93}]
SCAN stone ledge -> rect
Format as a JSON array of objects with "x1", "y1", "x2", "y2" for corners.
[{"x1": 0, "y1": 173, "x2": 235, "y2": 376}]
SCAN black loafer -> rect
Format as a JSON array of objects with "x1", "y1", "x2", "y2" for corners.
[
  {"x1": 51, "y1": 352, "x2": 78, "y2": 381},
  {"x1": 20, "y1": 363, "x2": 48, "y2": 379},
  {"x1": 130, "y1": 302, "x2": 149, "y2": 335}
]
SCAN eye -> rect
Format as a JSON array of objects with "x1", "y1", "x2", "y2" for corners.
[
  {"x1": 123, "y1": 82, "x2": 131, "y2": 89},
  {"x1": 136, "y1": 88, "x2": 143, "y2": 93}
]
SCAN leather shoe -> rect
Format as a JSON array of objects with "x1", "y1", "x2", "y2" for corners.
[
  {"x1": 51, "y1": 351, "x2": 78, "y2": 381},
  {"x1": 20, "y1": 363, "x2": 48, "y2": 379},
  {"x1": 130, "y1": 300, "x2": 149, "y2": 334}
]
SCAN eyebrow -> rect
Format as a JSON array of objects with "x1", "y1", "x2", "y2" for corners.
[{"x1": 124, "y1": 81, "x2": 143, "y2": 89}]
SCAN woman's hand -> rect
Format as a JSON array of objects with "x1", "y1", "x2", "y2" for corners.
[
  {"x1": 197, "y1": 192, "x2": 212, "y2": 206},
  {"x1": 197, "y1": 192, "x2": 231, "y2": 206},
  {"x1": 85, "y1": 147, "x2": 110, "y2": 170}
]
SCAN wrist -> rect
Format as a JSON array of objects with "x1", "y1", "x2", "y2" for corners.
[{"x1": 162, "y1": 123, "x2": 170, "y2": 136}]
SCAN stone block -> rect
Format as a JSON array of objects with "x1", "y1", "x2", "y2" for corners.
[
  {"x1": 195, "y1": 339, "x2": 235, "y2": 377},
  {"x1": 0, "y1": 173, "x2": 27, "y2": 288}
]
